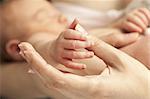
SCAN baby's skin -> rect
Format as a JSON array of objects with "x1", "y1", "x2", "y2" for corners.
[
  {"x1": 117, "y1": 8, "x2": 150, "y2": 33},
  {"x1": 1, "y1": 0, "x2": 150, "y2": 98},
  {"x1": 52, "y1": 20, "x2": 150, "y2": 75}
]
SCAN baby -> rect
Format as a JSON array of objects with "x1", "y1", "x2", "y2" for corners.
[
  {"x1": 1, "y1": 0, "x2": 150, "y2": 73},
  {"x1": 1, "y1": 0, "x2": 150, "y2": 98},
  {"x1": 0, "y1": 0, "x2": 68, "y2": 63}
]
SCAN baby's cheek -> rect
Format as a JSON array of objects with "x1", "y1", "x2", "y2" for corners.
[{"x1": 120, "y1": 35, "x2": 150, "y2": 69}]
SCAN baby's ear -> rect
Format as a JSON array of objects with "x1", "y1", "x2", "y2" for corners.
[{"x1": 6, "y1": 39, "x2": 23, "y2": 61}]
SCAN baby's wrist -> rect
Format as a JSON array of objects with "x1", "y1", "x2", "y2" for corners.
[{"x1": 47, "y1": 39, "x2": 56, "y2": 60}]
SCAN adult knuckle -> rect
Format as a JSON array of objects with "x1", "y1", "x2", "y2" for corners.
[{"x1": 52, "y1": 78, "x2": 67, "y2": 89}]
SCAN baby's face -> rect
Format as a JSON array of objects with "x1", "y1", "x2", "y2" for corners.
[
  {"x1": 3, "y1": 0, "x2": 68, "y2": 38},
  {"x1": 1, "y1": 0, "x2": 68, "y2": 62},
  {"x1": 23, "y1": 0, "x2": 68, "y2": 35}
]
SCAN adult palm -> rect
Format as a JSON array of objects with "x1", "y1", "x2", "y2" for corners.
[{"x1": 19, "y1": 37, "x2": 149, "y2": 99}]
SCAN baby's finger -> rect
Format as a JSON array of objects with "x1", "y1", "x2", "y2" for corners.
[
  {"x1": 69, "y1": 19, "x2": 79, "y2": 29},
  {"x1": 127, "y1": 15, "x2": 146, "y2": 31},
  {"x1": 61, "y1": 58, "x2": 86, "y2": 69},
  {"x1": 62, "y1": 50, "x2": 94, "y2": 59},
  {"x1": 123, "y1": 21, "x2": 142, "y2": 33},
  {"x1": 134, "y1": 11, "x2": 148, "y2": 26},
  {"x1": 62, "y1": 39, "x2": 94, "y2": 49},
  {"x1": 138, "y1": 8, "x2": 150, "y2": 24},
  {"x1": 63, "y1": 29, "x2": 87, "y2": 41}
]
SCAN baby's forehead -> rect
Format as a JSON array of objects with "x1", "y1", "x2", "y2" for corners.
[{"x1": 2, "y1": 0, "x2": 52, "y2": 20}]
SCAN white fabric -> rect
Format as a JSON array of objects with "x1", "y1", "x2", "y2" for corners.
[
  {"x1": 125, "y1": 0, "x2": 150, "y2": 13},
  {"x1": 53, "y1": 2, "x2": 123, "y2": 29}
]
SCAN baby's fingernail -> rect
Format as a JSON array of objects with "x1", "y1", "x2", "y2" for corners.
[
  {"x1": 82, "y1": 64, "x2": 86, "y2": 69},
  {"x1": 81, "y1": 34, "x2": 88, "y2": 40},
  {"x1": 89, "y1": 52, "x2": 94, "y2": 56}
]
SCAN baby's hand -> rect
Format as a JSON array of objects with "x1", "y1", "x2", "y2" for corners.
[
  {"x1": 53, "y1": 23, "x2": 94, "y2": 70},
  {"x1": 122, "y1": 8, "x2": 150, "y2": 33}
]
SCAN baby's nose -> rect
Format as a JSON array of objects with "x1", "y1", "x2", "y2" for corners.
[{"x1": 59, "y1": 14, "x2": 68, "y2": 23}]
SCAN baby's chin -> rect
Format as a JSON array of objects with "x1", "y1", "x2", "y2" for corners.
[{"x1": 121, "y1": 35, "x2": 150, "y2": 70}]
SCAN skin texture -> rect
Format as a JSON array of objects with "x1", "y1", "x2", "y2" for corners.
[
  {"x1": 121, "y1": 34, "x2": 150, "y2": 69},
  {"x1": 0, "y1": 0, "x2": 149, "y2": 99},
  {"x1": 52, "y1": 20, "x2": 142, "y2": 72},
  {"x1": 1, "y1": 0, "x2": 67, "y2": 42},
  {"x1": 2, "y1": 0, "x2": 139, "y2": 75},
  {"x1": 1, "y1": 0, "x2": 68, "y2": 62},
  {"x1": 0, "y1": 32, "x2": 140, "y2": 99},
  {"x1": 119, "y1": 8, "x2": 150, "y2": 33},
  {"x1": 18, "y1": 40, "x2": 150, "y2": 99}
]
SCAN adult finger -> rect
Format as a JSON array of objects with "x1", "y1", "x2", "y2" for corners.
[
  {"x1": 89, "y1": 37, "x2": 140, "y2": 71},
  {"x1": 18, "y1": 42, "x2": 67, "y2": 83},
  {"x1": 100, "y1": 32, "x2": 139, "y2": 48},
  {"x1": 19, "y1": 42, "x2": 92, "y2": 92}
]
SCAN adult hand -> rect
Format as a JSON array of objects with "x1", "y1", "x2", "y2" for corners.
[{"x1": 18, "y1": 38, "x2": 149, "y2": 99}]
